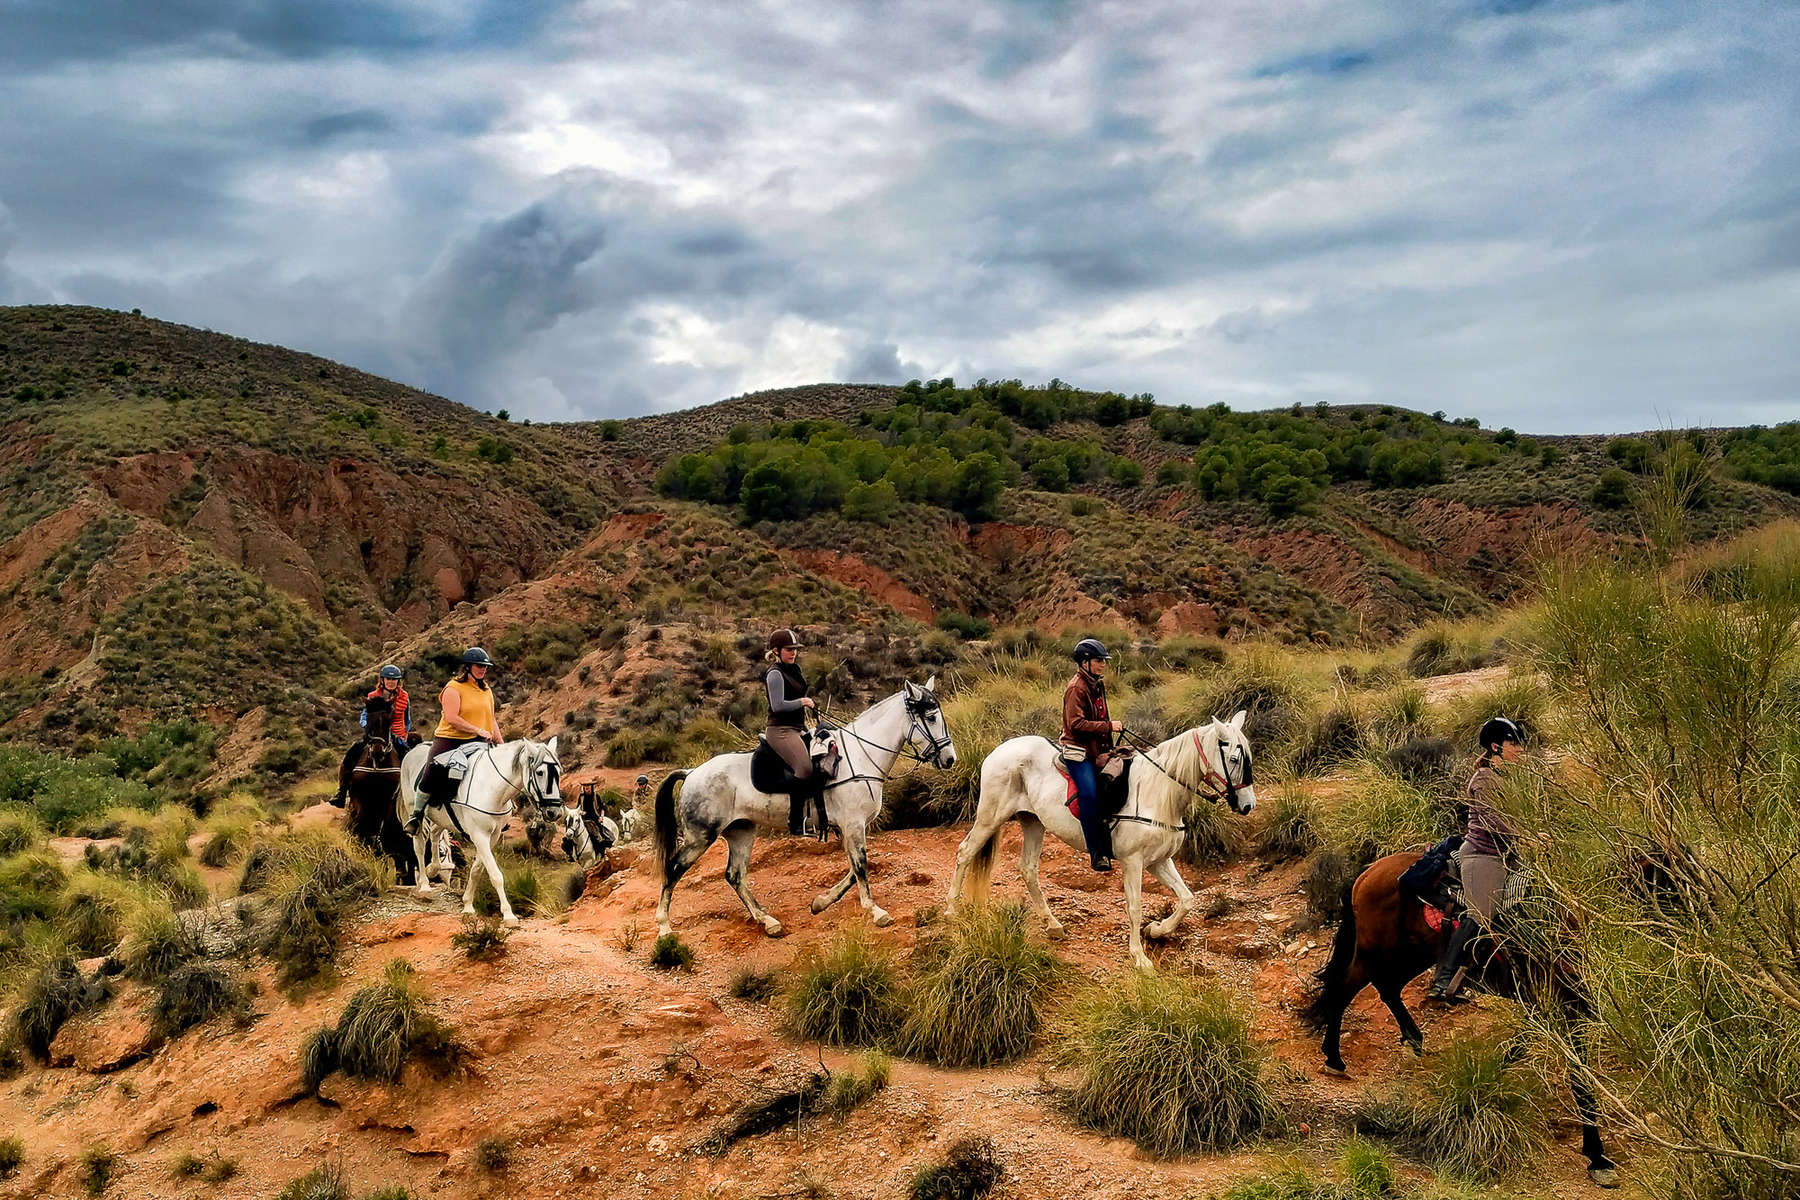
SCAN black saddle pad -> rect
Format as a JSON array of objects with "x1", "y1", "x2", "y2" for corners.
[
  {"x1": 751, "y1": 738, "x2": 806, "y2": 795},
  {"x1": 1099, "y1": 756, "x2": 1134, "y2": 817},
  {"x1": 1399, "y1": 834, "x2": 1463, "y2": 895}
]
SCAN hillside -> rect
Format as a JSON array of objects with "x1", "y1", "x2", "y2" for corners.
[{"x1": 2, "y1": 304, "x2": 1797, "y2": 793}]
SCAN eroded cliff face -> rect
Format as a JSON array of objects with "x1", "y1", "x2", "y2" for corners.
[{"x1": 92, "y1": 449, "x2": 577, "y2": 641}]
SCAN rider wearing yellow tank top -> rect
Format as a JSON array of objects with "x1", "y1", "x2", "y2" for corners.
[
  {"x1": 435, "y1": 678, "x2": 497, "y2": 741},
  {"x1": 406, "y1": 647, "x2": 503, "y2": 834}
]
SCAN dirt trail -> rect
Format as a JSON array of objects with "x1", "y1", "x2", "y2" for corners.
[{"x1": 3, "y1": 815, "x2": 1610, "y2": 1200}]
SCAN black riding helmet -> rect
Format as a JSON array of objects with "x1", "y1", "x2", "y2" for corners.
[
  {"x1": 1479, "y1": 716, "x2": 1523, "y2": 753},
  {"x1": 461, "y1": 646, "x2": 494, "y2": 667},
  {"x1": 1071, "y1": 637, "x2": 1111, "y2": 665}
]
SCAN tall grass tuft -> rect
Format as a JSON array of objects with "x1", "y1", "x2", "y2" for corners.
[
  {"x1": 895, "y1": 904, "x2": 1062, "y2": 1067},
  {"x1": 921, "y1": 668, "x2": 1064, "y2": 823},
  {"x1": 150, "y1": 961, "x2": 247, "y2": 1038},
  {"x1": 1059, "y1": 973, "x2": 1278, "y2": 1156},
  {"x1": 11, "y1": 955, "x2": 101, "y2": 1060},
  {"x1": 0, "y1": 1135, "x2": 21, "y2": 1179},
  {"x1": 1180, "y1": 796, "x2": 1242, "y2": 865},
  {"x1": 906, "y1": 1135, "x2": 1003, "y2": 1200},
  {"x1": 0, "y1": 849, "x2": 67, "y2": 925},
  {"x1": 1254, "y1": 786, "x2": 1320, "y2": 861},
  {"x1": 1404, "y1": 622, "x2": 1494, "y2": 678},
  {"x1": 1439, "y1": 671, "x2": 1549, "y2": 752},
  {"x1": 1291, "y1": 702, "x2": 1368, "y2": 776},
  {"x1": 0, "y1": 811, "x2": 44, "y2": 857},
  {"x1": 1168, "y1": 647, "x2": 1314, "y2": 763},
  {"x1": 823, "y1": 1050, "x2": 891, "y2": 1116},
  {"x1": 328, "y1": 959, "x2": 461, "y2": 1083},
  {"x1": 79, "y1": 1144, "x2": 119, "y2": 1196},
  {"x1": 785, "y1": 928, "x2": 904, "y2": 1047},
  {"x1": 1317, "y1": 756, "x2": 1457, "y2": 863},
  {"x1": 57, "y1": 871, "x2": 147, "y2": 957},
  {"x1": 248, "y1": 830, "x2": 380, "y2": 985},
  {"x1": 648, "y1": 932, "x2": 694, "y2": 971},
  {"x1": 118, "y1": 904, "x2": 201, "y2": 983},
  {"x1": 1353, "y1": 1034, "x2": 1548, "y2": 1183}
]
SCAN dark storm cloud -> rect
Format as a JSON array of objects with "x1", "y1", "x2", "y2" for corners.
[{"x1": 0, "y1": 0, "x2": 1796, "y2": 429}]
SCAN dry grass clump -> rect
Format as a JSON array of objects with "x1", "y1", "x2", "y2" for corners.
[
  {"x1": 0, "y1": 811, "x2": 44, "y2": 857},
  {"x1": 450, "y1": 915, "x2": 511, "y2": 960},
  {"x1": 8, "y1": 954, "x2": 103, "y2": 1060},
  {"x1": 0, "y1": 848, "x2": 67, "y2": 925},
  {"x1": 1353, "y1": 1034, "x2": 1548, "y2": 1183},
  {"x1": 1369, "y1": 682, "x2": 1431, "y2": 746},
  {"x1": 1058, "y1": 973, "x2": 1279, "y2": 1156},
  {"x1": 150, "y1": 961, "x2": 248, "y2": 1038},
  {"x1": 80, "y1": 1144, "x2": 119, "y2": 1196},
  {"x1": 0, "y1": 1135, "x2": 19, "y2": 1179},
  {"x1": 199, "y1": 816, "x2": 254, "y2": 868},
  {"x1": 1180, "y1": 797, "x2": 1243, "y2": 866},
  {"x1": 728, "y1": 966, "x2": 780, "y2": 1003},
  {"x1": 56, "y1": 871, "x2": 149, "y2": 957},
  {"x1": 785, "y1": 928, "x2": 904, "y2": 1047},
  {"x1": 1404, "y1": 622, "x2": 1496, "y2": 678},
  {"x1": 470, "y1": 858, "x2": 546, "y2": 918},
  {"x1": 823, "y1": 1050, "x2": 891, "y2": 1116},
  {"x1": 906, "y1": 1135, "x2": 1003, "y2": 1200},
  {"x1": 300, "y1": 959, "x2": 462, "y2": 1092},
  {"x1": 1168, "y1": 646, "x2": 1315, "y2": 763},
  {"x1": 118, "y1": 904, "x2": 202, "y2": 983},
  {"x1": 473, "y1": 1137, "x2": 509, "y2": 1172},
  {"x1": 1204, "y1": 1138, "x2": 1404, "y2": 1199},
  {"x1": 895, "y1": 904, "x2": 1062, "y2": 1067},
  {"x1": 246, "y1": 830, "x2": 381, "y2": 985},
  {"x1": 920, "y1": 668, "x2": 1064, "y2": 823},
  {"x1": 1290, "y1": 702, "x2": 1368, "y2": 776},
  {"x1": 1254, "y1": 786, "x2": 1321, "y2": 861},
  {"x1": 1439, "y1": 671, "x2": 1549, "y2": 751},
  {"x1": 1317, "y1": 757, "x2": 1457, "y2": 863}
]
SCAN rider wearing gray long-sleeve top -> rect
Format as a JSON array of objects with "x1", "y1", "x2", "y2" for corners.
[{"x1": 763, "y1": 628, "x2": 817, "y2": 835}]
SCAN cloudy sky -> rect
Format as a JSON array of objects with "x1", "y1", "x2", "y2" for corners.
[{"x1": 2, "y1": 1, "x2": 1796, "y2": 431}]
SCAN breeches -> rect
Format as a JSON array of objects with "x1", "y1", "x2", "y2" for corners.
[
  {"x1": 1461, "y1": 853, "x2": 1506, "y2": 923},
  {"x1": 765, "y1": 725, "x2": 813, "y2": 780}
]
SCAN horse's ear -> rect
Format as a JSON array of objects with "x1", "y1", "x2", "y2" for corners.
[
  {"x1": 903, "y1": 680, "x2": 918, "y2": 699},
  {"x1": 1229, "y1": 710, "x2": 1247, "y2": 735},
  {"x1": 924, "y1": 675, "x2": 937, "y2": 693},
  {"x1": 546, "y1": 735, "x2": 559, "y2": 755}
]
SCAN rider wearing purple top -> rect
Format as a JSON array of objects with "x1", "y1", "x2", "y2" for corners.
[{"x1": 1428, "y1": 715, "x2": 1525, "y2": 1005}]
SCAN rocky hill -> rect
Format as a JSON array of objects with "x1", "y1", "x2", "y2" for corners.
[{"x1": 2, "y1": 304, "x2": 1796, "y2": 791}]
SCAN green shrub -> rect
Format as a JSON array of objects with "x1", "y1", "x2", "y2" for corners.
[
  {"x1": 0, "y1": 849, "x2": 67, "y2": 923},
  {"x1": 1440, "y1": 672, "x2": 1548, "y2": 752},
  {"x1": 1206, "y1": 1139, "x2": 1402, "y2": 1199},
  {"x1": 728, "y1": 966, "x2": 780, "y2": 1003},
  {"x1": 199, "y1": 818, "x2": 252, "y2": 868},
  {"x1": 169, "y1": 1152, "x2": 205, "y2": 1179},
  {"x1": 1404, "y1": 623, "x2": 1493, "y2": 678},
  {"x1": 1354, "y1": 1034, "x2": 1548, "y2": 1182},
  {"x1": 1318, "y1": 758, "x2": 1456, "y2": 862},
  {"x1": 119, "y1": 905, "x2": 201, "y2": 983},
  {"x1": 648, "y1": 933, "x2": 694, "y2": 971},
  {"x1": 823, "y1": 1050, "x2": 891, "y2": 1116},
  {"x1": 471, "y1": 861, "x2": 542, "y2": 918},
  {"x1": 201, "y1": 1157, "x2": 238, "y2": 1184},
  {"x1": 1369, "y1": 683, "x2": 1430, "y2": 746},
  {"x1": 1180, "y1": 798, "x2": 1241, "y2": 866},
  {"x1": 1172, "y1": 648, "x2": 1314, "y2": 761},
  {"x1": 1381, "y1": 737, "x2": 1456, "y2": 791},
  {"x1": 0, "y1": 1134, "x2": 22, "y2": 1178},
  {"x1": 275, "y1": 1163, "x2": 348, "y2": 1200},
  {"x1": 1291, "y1": 702, "x2": 1367, "y2": 775},
  {"x1": 450, "y1": 915, "x2": 511, "y2": 960},
  {"x1": 150, "y1": 961, "x2": 247, "y2": 1037},
  {"x1": 895, "y1": 904, "x2": 1062, "y2": 1067},
  {"x1": 80, "y1": 1144, "x2": 119, "y2": 1196},
  {"x1": 906, "y1": 1135, "x2": 1002, "y2": 1200},
  {"x1": 785, "y1": 929, "x2": 904, "y2": 1047},
  {"x1": 249, "y1": 831, "x2": 380, "y2": 985},
  {"x1": 1059, "y1": 974, "x2": 1278, "y2": 1156}
]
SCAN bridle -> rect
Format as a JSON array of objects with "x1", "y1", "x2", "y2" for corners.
[
  {"x1": 445, "y1": 743, "x2": 561, "y2": 819},
  {"x1": 1121, "y1": 723, "x2": 1254, "y2": 811},
  {"x1": 818, "y1": 691, "x2": 954, "y2": 791}
]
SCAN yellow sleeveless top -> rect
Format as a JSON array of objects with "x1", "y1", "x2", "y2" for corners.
[{"x1": 434, "y1": 679, "x2": 497, "y2": 740}]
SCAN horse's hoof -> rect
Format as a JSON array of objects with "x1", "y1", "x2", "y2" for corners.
[
  {"x1": 1044, "y1": 923, "x2": 1067, "y2": 941},
  {"x1": 871, "y1": 910, "x2": 894, "y2": 928},
  {"x1": 763, "y1": 921, "x2": 785, "y2": 938},
  {"x1": 809, "y1": 896, "x2": 830, "y2": 915},
  {"x1": 1404, "y1": 1037, "x2": 1425, "y2": 1058},
  {"x1": 1132, "y1": 956, "x2": 1156, "y2": 974},
  {"x1": 1587, "y1": 1166, "x2": 1620, "y2": 1189},
  {"x1": 502, "y1": 914, "x2": 520, "y2": 926}
]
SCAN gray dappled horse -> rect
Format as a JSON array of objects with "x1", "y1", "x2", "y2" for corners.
[
  {"x1": 396, "y1": 737, "x2": 564, "y2": 923},
  {"x1": 653, "y1": 679, "x2": 955, "y2": 937}
]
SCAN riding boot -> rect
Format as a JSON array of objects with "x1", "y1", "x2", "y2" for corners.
[
  {"x1": 1426, "y1": 916, "x2": 1479, "y2": 1004},
  {"x1": 811, "y1": 778, "x2": 829, "y2": 843},
  {"x1": 1079, "y1": 800, "x2": 1113, "y2": 872},
  {"x1": 788, "y1": 780, "x2": 808, "y2": 836},
  {"x1": 405, "y1": 764, "x2": 438, "y2": 836}
]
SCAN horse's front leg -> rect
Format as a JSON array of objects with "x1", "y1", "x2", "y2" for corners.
[
  {"x1": 1122, "y1": 858, "x2": 1153, "y2": 972},
  {"x1": 1144, "y1": 855, "x2": 1194, "y2": 940},
  {"x1": 467, "y1": 830, "x2": 517, "y2": 923},
  {"x1": 809, "y1": 870, "x2": 857, "y2": 916},
  {"x1": 841, "y1": 822, "x2": 891, "y2": 928},
  {"x1": 411, "y1": 826, "x2": 434, "y2": 896}
]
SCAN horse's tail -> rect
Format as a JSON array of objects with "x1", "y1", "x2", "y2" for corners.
[
  {"x1": 1301, "y1": 882, "x2": 1359, "y2": 1030},
  {"x1": 960, "y1": 826, "x2": 1000, "y2": 909},
  {"x1": 651, "y1": 770, "x2": 686, "y2": 885}
]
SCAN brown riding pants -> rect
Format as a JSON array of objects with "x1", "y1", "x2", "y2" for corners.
[
  {"x1": 765, "y1": 725, "x2": 813, "y2": 780},
  {"x1": 1461, "y1": 852, "x2": 1506, "y2": 923}
]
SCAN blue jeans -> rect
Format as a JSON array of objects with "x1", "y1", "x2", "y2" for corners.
[{"x1": 1071, "y1": 759, "x2": 1112, "y2": 860}]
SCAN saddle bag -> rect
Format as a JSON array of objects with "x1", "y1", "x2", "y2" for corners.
[{"x1": 1399, "y1": 834, "x2": 1464, "y2": 897}]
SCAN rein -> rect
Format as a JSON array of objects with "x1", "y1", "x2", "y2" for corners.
[
  {"x1": 443, "y1": 745, "x2": 558, "y2": 819},
  {"x1": 816, "y1": 698, "x2": 951, "y2": 790},
  {"x1": 1119, "y1": 726, "x2": 1237, "y2": 808}
]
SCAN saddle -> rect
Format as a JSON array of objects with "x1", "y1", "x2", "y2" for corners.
[
  {"x1": 749, "y1": 732, "x2": 835, "y2": 838},
  {"x1": 415, "y1": 743, "x2": 484, "y2": 808},
  {"x1": 1059, "y1": 753, "x2": 1136, "y2": 821}
]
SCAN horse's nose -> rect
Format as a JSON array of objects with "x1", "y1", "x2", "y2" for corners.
[{"x1": 1232, "y1": 787, "x2": 1258, "y2": 815}]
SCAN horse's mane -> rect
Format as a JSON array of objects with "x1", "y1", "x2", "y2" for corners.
[{"x1": 1137, "y1": 721, "x2": 1222, "y2": 815}]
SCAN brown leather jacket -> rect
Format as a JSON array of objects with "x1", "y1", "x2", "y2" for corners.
[{"x1": 1061, "y1": 670, "x2": 1114, "y2": 763}]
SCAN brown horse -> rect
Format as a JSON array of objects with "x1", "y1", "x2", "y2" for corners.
[
  {"x1": 336, "y1": 694, "x2": 416, "y2": 883},
  {"x1": 1304, "y1": 850, "x2": 1619, "y2": 1188}
]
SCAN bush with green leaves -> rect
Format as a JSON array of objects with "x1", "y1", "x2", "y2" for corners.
[
  {"x1": 728, "y1": 966, "x2": 780, "y2": 1003},
  {"x1": 648, "y1": 932, "x2": 694, "y2": 971},
  {"x1": 79, "y1": 1145, "x2": 119, "y2": 1196},
  {"x1": 0, "y1": 1135, "x2": 22, "y2": 1179},
  {"x1": 895, "y1": 904, "x2": 1062, "y2": 1067},
  {"x1": 785, "y1": 928, "x2": 904, "y2": 1047},
  {"x1": 302, "y1": 959, "x2": 461, "y2": 1092},
  {"x1": 1059, "y1": 973, "x2": 1278, "y2": 1156},
  {"x1": 451, "y1": 915, "x2": 511, "y2": 960}
]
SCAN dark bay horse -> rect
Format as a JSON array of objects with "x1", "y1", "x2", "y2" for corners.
[
  {"x1": 1304, "y1": 850, "x2": 1619, "y2": 1188},
  {"x1": 336, "y1": 694, "x2": 416, "y2": 883}
]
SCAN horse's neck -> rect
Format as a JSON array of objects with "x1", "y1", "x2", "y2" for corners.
[
  {"x1": 841, "y1": 697, "x2": 906, "y2": 776},
  {"x1": 1131, "y1": 725, "x2": 1214, "y2": 819}
]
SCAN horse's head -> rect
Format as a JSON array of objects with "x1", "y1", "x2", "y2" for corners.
[
  {"x1": 364, "y1": 693, "x2": 394, "y2": 738},
  {"x1": 560, "y1": 801, "x2": 617, "y2": 865},
  {"x1": 520, "y1": 736, "x2": 564, "y2": 810},
  {"x1": 1210, "y1": 710, "x2": 1257, "y2": 815},
  {"x1": 902, "y1": 676, "x2": 956, "y2": 769}
]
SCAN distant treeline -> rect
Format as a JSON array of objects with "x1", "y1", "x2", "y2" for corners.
[{"x1": 658, "y1": 377, "x2": 1800, "y2": 523}]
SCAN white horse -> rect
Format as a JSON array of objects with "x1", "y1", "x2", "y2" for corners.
[
  {"x1": 653, "y1": 679, "x2": 956, "y2": 937},
  {"x1": 396, "y1": 737, "x2": 564, "y2": 924},
  {"x1": 948, "y1": 712, "x2": 1257, "y2": 972}
]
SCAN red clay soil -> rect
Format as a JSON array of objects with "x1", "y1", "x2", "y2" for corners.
[{"x1": 1, "y1": 817, "x2": 1616, "y2": 1200}]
